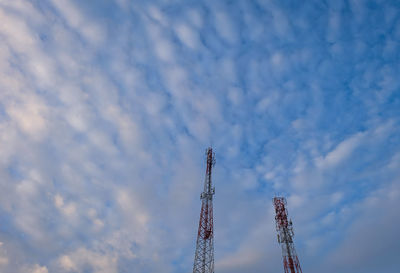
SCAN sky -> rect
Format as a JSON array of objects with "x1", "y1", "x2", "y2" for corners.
[{"x1": 0, "y1": 0, "x2": 399, "y2": 272}]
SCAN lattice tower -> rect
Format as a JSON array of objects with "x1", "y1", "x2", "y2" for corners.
[
  {"x1": 273, "y1": 197, "x2": 303, "y2": 273},
  {"x1": 193, "y1": 148, "x2": 216, "y2": 273}
]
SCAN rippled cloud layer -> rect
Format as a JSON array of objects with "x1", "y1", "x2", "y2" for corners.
[{"x1": 0, "y1": 0, "x2": 399, "y2": 272}]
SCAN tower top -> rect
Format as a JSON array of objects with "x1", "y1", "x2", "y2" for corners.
[
  {"x1": 273, "y1": 196, "x2": 302, "y2": 273},
  {"x1": 202, "y1": 147, "x2": 215, "y2": 198}
]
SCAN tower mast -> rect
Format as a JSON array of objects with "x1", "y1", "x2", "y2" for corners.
[
  {"x1": 193, "y1": 147, "x2": 216, "y2": 273},
  {"x1": 273, "y1": 197, "x2": 303, "y2": 273}
]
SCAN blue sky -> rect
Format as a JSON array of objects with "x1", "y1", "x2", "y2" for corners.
[{"x1": 0, "y1": 0, "x2": 399, "y2": 272}]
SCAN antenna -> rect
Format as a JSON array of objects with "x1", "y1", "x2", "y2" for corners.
[
  {"x1": 273, "y1": 197, "x2": 303, "y2": 273},
  {"x1": 192, "y1": 147, "x2": 216, "y2": 273}
]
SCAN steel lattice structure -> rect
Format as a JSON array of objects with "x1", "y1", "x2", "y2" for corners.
[
  {"x1": 273, "y1": 197, "x2": 303, "y2": 273},
  {"x1": 193, "y1": 147, "x2": 216, "y2": 273}
]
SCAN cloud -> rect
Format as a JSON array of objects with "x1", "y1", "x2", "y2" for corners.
[
  {"x1": 0, "y1": 0, "x2": 399, "y2": 273},
  {"x1": 31, "y1": 265, "x2": 49, "y2": 273},
  {"x1": 213, "y1": 11, "x2": 238, "y2": 44},
  {"x1": 315, "y1": 132, "x2": 365, "y2": 169},
  {"x1": 175, "y1": 23, "x2": 200, "y2": 49},
  {"x1": 5, "y1": 94, "x2": 49, "y2": 140},
  {"x1": 0, "y1": 242, "x2": 8, "y2": 267},
  {"x1": 49, "y1": 0, "x2": 105, "y2": 45},
  {"x1": 58, "y1": 248, "x2": 117, "y2": 273},
  {"x1": 321, "y1": 179, "x2": 400, "y2": 273}
]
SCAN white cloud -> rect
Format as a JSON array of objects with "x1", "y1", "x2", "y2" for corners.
[
  {"x1": 330, "y1": 191, "x2": 344, "y2": 205},
  {"x1": 0, "y1": 242, "x2": 8, "y2": 267},
  {"x1": 175, "y1": 23, "x2": 199, "y2": 49},
  {"x1": 116, "y1": 188, "x2": 149, "y2": 228},
  {"x1": 58, "y1": 248, "x2": 117, "y2": 273},
  {"x1": 147, "y1": 5, "x2": 167, "y2": 25},
  {"x1": 227, "y1": 87, "x2": 243, "y2": 106},
  {"x1": 49, "y1": 0, "x2": 105, "y2": 45},
  {"x1": 54, "y1": 194, "x2": 64, "y2": 208},
  {"x1": 162, "y1": 65, "x2": 188, "y2": 97},
  {"x1": 220, "y1": 57, "x2": 236, "y2": 83},
  {"x1": 105, "y1": 105, "x2": 144, "y2": 153},
  {"x1": 155, "y1": 38, "x2": 175, "y2": 62},
  {"x1": 146, "y1": 22, "x2": 176, "y2": 62},
  {"x1": 54, "y1": 194, "x2": 78, "y2": 218},
  {"x1": 217, "y1": 250, "x2": 263, "y2": 270},
  {"x1": 186, "y1": 9, "x2": 203, "y2": 28},
  {"x1": 271, "y1": 52, "x2": 284, "y2": 68},
  {"x1": 31, "y1": 264, "x2": 48, "y2": 273},
  {"x1": 316, "y1": 132, "x2": 365, "y2": 169},
  {"x1": 59, "y1": 255, "x2": 76, "y2": 271},
  {"x1": 214, "y1": 11, "x2": 238, "y2": 44},
  {"x1": 255, "y1": 97, "x2": 272, "y2": 113},
  {"x1": 0, "y1": 7, "x2": 37, "y2": 52},
  {"x1": 271, "y1": 8, "x2": 291, "y2": 38},
  {"x1": 0, "y1": 256, "x2": 8, "y2": 266},
  {"x1": 323, "y1": 180, "x2": 400, "y2": 273},
  {"x1": 5, "y1": 95, "x2": 49, "y2": 140}
]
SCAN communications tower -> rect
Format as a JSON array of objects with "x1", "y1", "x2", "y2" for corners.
[
  {"x1": 273, "y1": 197, "x2": 303, "y2": 273},
  {"x1": 193, "y1": 147, "x2": 216, "y2": 273}
]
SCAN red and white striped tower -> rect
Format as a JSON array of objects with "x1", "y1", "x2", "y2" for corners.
[
  {"x1": 273, "y1": 197, "x2": 303, "y2": 273},
  {"x1": 193, "y1": 147, "x2": 216, "y2": 273}
]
